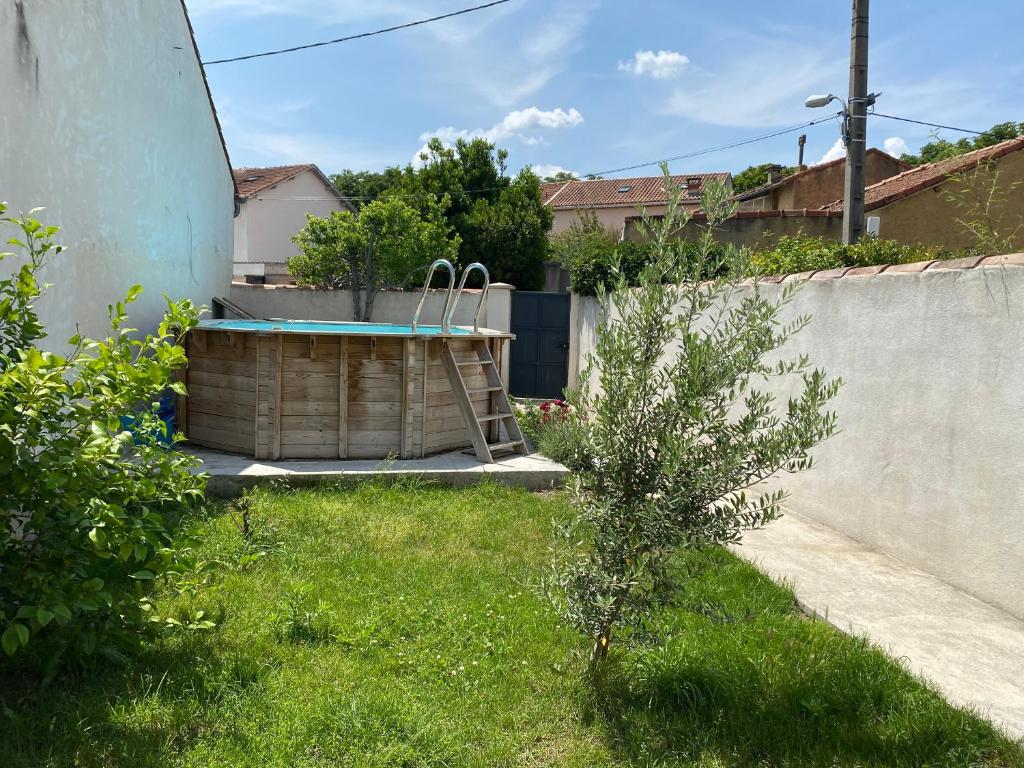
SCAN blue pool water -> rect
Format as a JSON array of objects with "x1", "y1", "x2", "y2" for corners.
[{"x1": 199, "y1": 319, "x2": 473, "y2": 336}]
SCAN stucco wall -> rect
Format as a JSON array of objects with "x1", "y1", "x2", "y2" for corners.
[
  {"x1": 235, "y1": 170, "x2": 348, "y2": 269},
  {"x1": 550, "y1": 203, "x2": 677, "y2": 236},
  {"x1": 1, "y1": 0, "x2": 234, "y2": 349},
  {"x1": 569, "y1": 259, "x2": 1024, "y2": 619},
  {"x1": 873, "y1": 150, "x2": 1024, "y2": 251}
]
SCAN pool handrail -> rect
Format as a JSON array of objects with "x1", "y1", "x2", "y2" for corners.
[
  {"x1": 411, "y1": 258, "x2": 456, "y2": 334},
  {"x1": 445, "y1": 263, "x2": 490, "y2": 333}
]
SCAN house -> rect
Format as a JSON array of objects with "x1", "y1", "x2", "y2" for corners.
[
  {"x1": 735, "y1": 149, "x2": 909, "y2": 212},
  {"x1": 821, "y1": 135, "x2": 1024, "y2": 250},
  {"x1": 0, "y1": 0, "x2": 235, "y2": 347},
  {"x1": 233, "y1": 164, "x2": 355, "y2": 283},
  {"x1": 541, "y1": 173, "x2": 732, "y2": 236}
]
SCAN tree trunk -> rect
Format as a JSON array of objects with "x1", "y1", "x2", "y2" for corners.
[
  {"x1": 589, "y1": 626, "x2": 612, "y2": 669},
  {"x1": 360, "y1": 227, "x2": 379, "y2": 323}
]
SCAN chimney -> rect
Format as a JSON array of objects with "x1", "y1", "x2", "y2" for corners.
[{"x1": 766, "y1": 164, "x2": 784, "y2": 185}]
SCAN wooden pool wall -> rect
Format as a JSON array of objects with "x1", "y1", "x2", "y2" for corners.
[{"x1": 179, "y1": 329, "x2": 508, "y2": 459}]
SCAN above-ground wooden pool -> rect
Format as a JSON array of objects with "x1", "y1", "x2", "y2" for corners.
[{"x1": 179, "y1": 261, "x2": 528, "y2": 463}]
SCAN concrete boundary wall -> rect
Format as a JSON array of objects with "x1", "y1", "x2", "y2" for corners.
[{"x1": 569, "y1": 255, "x2": 1024, "y2": 619}]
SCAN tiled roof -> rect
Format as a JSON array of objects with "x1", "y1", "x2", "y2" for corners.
[
  {"x1": 541, "y1": 173, "x2": 732, "y2": 208},
  {"x1": 734, "y1": 148, "x2": 908, "y2": 202},
  {"x1": 823, "y1": 135, "x2": 1024, "y2": 212},
  {"x1": 233, "y1": 164, "x2": 319, "y2": 198}
]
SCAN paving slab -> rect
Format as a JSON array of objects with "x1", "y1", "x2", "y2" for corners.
[
  {"x1": 186, "y1": 447, "x2": 569, "y2": 497},
  {"x1": 736, "y1": 511, "x2": 1024, "y2": 739}
]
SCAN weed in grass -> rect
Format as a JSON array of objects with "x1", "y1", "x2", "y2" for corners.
[{"x1": 270, "y1": 583, "x2": 337, "y2": 645}]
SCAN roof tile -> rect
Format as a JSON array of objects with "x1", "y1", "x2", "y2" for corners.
[
  {"x1": 823, "y1": 136, "x2": 1024, "y2": 212},
  {"x1": 541, "y1": 173, "x2": 731, "y2": 209}
]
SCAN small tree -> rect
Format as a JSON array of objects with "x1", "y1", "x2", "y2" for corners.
[
  {"x1": 548, "y1": 168, "x2": 840, "y2": 669},
  {"x1": 288, "y1": 195, "x2": 460, "y2": 322},
  {"x1": 0, "y1": 203, "x2": 206, "y2": 663}
]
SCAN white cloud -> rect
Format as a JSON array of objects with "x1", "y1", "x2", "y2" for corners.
[
  {"x1": 421, "y1": 107, "x2": 584, "y2": 146},
  {"x1": 818, "y1": 138, "x2": 846, "y2": 164},
  {"x1": 883, "y1": 136, "x2": 909, "y2": 158},
  {"x1": 662, "y1": 32, "x2": 845, "y2": 127},
  {"x1": 531, "y1": 164, "x2": 578, "y2": 179},
  {"x1": 618, "y1": 50, "x2": 689, "y2": 80}
]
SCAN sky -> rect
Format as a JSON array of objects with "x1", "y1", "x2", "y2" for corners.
[{"x1": 185, "y1": 0, "x2": 1024, "y2": 179}]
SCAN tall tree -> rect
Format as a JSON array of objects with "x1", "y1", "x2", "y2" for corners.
[
  {"x1": 399, "y1": 138, "x2": 553, "y2": 289},
  {"x1": 330, "y1": 168, "x2": 402, "y2": 210},
  {"x1": 732, "y1": 163, "x2": 796, "y2": 194}
]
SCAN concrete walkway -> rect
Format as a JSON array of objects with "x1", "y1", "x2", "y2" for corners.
[
  {"x1": 187, "y1": 447, "x2": 568, "y2": 497},
  {"x1": 737, "y1": 511, "x2": 1024, "y2": 739}
]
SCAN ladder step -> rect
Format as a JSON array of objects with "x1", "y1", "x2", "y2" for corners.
[
  {"x1": 456, "y1": 359, "x2": 493, "y2": 367},
  {"x1": 462, "y1": 439, "x2": 523, "y2": 457},
  {"x1": 487, "y1": 440, "x2": 524, "y2": 453},
  {"x1": 466, "y1": 385, "x2": 503, "y2": 394},
  {"x1": 477, "y1": 412, "x2": 514, "y2": 423}
]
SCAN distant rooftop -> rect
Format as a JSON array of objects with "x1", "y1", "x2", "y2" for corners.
[
  {"x1": 823, "y1": 135, "x2": 1024, "y2": 212},
  {"x1": 541, "y1": 173, "x2": 732, "y2": 209},
  {"x1": 232, "y1": 164, "x2": 340, "y2": 201}
]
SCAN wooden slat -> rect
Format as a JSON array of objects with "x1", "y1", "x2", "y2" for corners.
[
  {"x1": 186, "y1": 370, "x2": 256, "y2": 392},
  {"x1": 338, "y1": 337, "x2": 348, "y2": 459},
  {"x1": 420, "y1": 339, "x2": 429, "y2": 458},
  {"x1": 401, "y1": 339, "x2": 414, "y2": 458},
  {"x1": 273, "y1": 333, "x2": 283, "y2": 460},
  {"x1": 187, "y1": 424, "x2": 251, "y2": 451}
]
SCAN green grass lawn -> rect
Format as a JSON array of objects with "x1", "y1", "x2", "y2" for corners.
[{"x1": 2, "y1": 482, "x2": 1022, "y2": 767}]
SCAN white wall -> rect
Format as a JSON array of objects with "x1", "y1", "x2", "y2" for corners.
[
  {"x1": 570, "y1": 261, "x2": 1024, "y2": 619},
  {"x1": 0, "y1": 0, "x2": 234, "y2": 349},
  {"x1": 235, "y1": 170, "x2": 348, "y2": 270}
]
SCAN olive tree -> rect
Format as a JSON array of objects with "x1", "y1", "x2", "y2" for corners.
[{"x1": 548, "y1": 168, "x2": 840, "y2": 668}]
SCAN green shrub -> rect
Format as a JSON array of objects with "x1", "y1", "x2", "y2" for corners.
[
  {"x1": 513, "y1": 398, "x2": 592, "y2": 472},
  {"x1": 552, "y1": 212, "x2": 729, "y2": 295},
  {"x1": 0, "y1": 203, "x2": 206, "y2": 665},
  {"x1": 751, "y1": 235, "x2": 955, "y2": 276}
]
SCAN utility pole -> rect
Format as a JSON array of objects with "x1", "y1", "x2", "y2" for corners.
[
  {"x1": 843, "y1": 0, "x2": 869, "y2": 244},
  {"x1": 798, "y1": 134, "x2": 807, "y2": 169}
]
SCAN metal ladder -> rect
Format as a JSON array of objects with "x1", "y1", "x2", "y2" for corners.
[{"x1": 441, "y1": 339, "x2": 528, "y2": 463}]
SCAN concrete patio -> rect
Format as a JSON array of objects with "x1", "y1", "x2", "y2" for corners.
[
  {"x1": 737, "y1": 511, "x2": 1024, "y2": 739},
  {"x1": 186, "y1": 447, "x2": 569, "y2": 497}
]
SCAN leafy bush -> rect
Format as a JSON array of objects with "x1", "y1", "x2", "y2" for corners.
[
  {"x1": 548, "y1": 211, "x2": 622, "y2": 296},
  {"x1": 514, "y1": 398, "x2": 592, "y2": 472},
  {"x1": 288, "y1": 195, "x2": 459, "y2": 321},
  {"x1": 0, "y1": 203, "x2": 205, "y2": 664},
  {"x1": 547, "y1": 174, "x2": 840, "y2": 669},
  {"x1": 552, "y1": 212, "x2": 735, "y2": 295},
  {"x1": 751, "y1": 235, "x2": 954, "y2": 276}
]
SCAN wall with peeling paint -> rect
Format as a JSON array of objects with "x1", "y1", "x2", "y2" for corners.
[{"x1": 0, "y1": 0, "x2": 234, "y2": 349}]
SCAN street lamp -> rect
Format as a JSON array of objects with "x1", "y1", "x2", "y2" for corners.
[{"x1": 804, "y1": 93, "x2": 843, "y2": 110}]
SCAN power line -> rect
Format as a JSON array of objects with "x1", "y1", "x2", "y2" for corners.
[
  {"x1": 870, "y1": 112, "x2": 984, "y2": 135},
  {"x1": 202, "y1": 0, "x2": 512, "y2": 66},
  {"x1": 239, "y1": 110, "x2": 977, "y2": 201},
  {"x1": 582, "y1": 114, "x2": 842, "y2": 177}
]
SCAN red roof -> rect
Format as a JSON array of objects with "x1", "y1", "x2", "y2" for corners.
[
  {"x1": 541, "y1": 173, "x2": 732, "y2": 209},
  {"x1": 232, "y1": 164, "x2": 349, "y2": 206},
  {"x1": 823, "y1": 135, "x2": 1024, "y2": 212}
]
